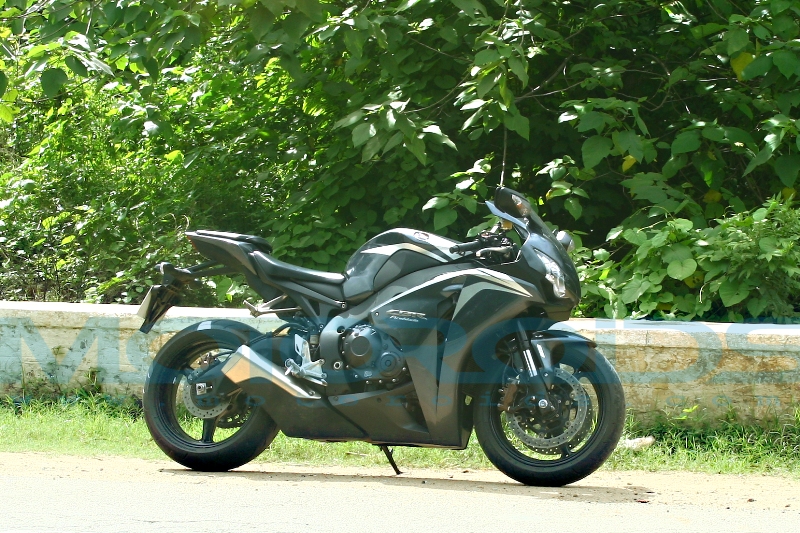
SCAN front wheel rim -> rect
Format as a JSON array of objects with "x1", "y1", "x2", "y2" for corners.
[{"x1": 490, "y1": 362, "x2": 605, "y2": 464}]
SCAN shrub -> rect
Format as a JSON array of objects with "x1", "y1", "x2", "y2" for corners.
[{"x1": 577, "y1": 196, "x2": 800, "y2": 322}]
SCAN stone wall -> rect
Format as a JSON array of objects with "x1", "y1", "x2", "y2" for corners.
[{"x1": 1, "y1": 301, "x2": 797, "y2": 421}]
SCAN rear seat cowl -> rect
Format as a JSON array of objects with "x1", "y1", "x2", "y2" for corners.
[
  {"x1": 251, "y1": 251, "x2": 345, "y2": 285},
  {"x1": 195, "y1": 230, "x2": 273, "y2": 254}
]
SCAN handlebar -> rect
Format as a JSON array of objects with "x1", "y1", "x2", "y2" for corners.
[{"x1": 450, "y1": 240, "x2": 486, "y2": 254}]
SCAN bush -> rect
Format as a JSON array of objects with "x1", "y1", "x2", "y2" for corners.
[{"x1": 577, "y1": 196, "x2": 800, "y2": 321}]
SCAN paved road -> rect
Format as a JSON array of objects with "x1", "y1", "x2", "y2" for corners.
[{"x1": 1, "y1": 453, "x2": 798, "y2": 533}]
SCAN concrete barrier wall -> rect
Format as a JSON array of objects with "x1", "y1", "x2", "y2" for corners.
[{"x1": 1, "y1": 301, "x2": 797, "y2": 421}]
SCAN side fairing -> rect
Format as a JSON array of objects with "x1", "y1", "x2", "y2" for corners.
[{"x1": 366, "y1": 267, "x2": 544, "y2": 446}]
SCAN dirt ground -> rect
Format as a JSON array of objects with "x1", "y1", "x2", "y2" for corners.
[{"x1": 1, "y1": 452, "x2": 799, "y2": 532}]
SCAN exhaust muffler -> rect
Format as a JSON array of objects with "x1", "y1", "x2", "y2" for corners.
[{"x1": 220, "y1": 344, "x2": 321, "y2": 400}]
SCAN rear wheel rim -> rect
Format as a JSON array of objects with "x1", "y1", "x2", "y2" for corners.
[{"x1": 155, "y1": 341, "x2": 259, "y2": 448}]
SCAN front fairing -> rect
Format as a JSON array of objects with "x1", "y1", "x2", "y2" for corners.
[{"x1": 486, "y1": 201, "x2": 580, "y2": 304}]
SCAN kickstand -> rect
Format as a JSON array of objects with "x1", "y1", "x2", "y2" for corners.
[{"x1": 378, "y1": 445, "x2": 402, "y2": 475}]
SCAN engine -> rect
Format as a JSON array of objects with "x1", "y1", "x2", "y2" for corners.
[{"x1": 340, "y1": 325, "x2": 407, "y2": 385}]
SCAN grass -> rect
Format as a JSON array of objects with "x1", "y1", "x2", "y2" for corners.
[{"x1": 1, "y1": 393, "x2": 799, "y2": 477}]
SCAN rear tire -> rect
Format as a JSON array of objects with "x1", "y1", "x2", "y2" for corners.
[
  {"x1": 143, "y1": 321, "x2": 279, "y2": 471},
  {"x1": 474, "y1": 345, "x2": 625, "y2": 486}
]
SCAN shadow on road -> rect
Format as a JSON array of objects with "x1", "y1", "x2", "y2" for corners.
[{"x1": 160, "y1": 467, "x2": 650, "y2": 504}]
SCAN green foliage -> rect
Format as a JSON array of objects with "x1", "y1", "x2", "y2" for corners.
[
  {"x1": 1, "y1": 1, "x2": 800, "y2": 320},
  {"x1": 577, "y1": 196, "x2": 800, "y2": 321}
]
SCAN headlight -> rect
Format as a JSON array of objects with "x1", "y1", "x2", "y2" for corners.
[{"x1": 535, "y1": 251, "x2": 567, "y2": 298}]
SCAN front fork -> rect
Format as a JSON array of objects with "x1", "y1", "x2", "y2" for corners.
[{"x1": 507, "y1": 324, "x2": 555, "y2": 410}]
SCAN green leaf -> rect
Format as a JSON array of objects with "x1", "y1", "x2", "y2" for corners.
[
  {"x1": 671, "y1": 130, "x2": 701, "y2": 155},
  {"x1": 774, "y1": 154, "x2": 800, "y2": 187},
  {"x1": 0, "y1": 71, "x2": 6, "y2": 98},
  {"x1": 623, "y1": 228, "x2": 647, "y2": 246},
  {"x1": 65, "y1": 56, "x2": 88, "y2": 77},
  {"x1": 423, "y1": 197, "x2": 449, "y2": 211},
  {"x1": 759, "y1": 236, "x2": 779, "y2": 254},
  {"x1": 243, "y1": 44, "x2": 270, "y2": 64},
  {"x1": 383, "y1": 132, "x2": 404, "y2": 153},
  {"x1": 334, "y1": 110, "x2": 364, "y2": 129},
  {"x1": 718, "y1": 278, "x2": 750, "y2": 307},
  {"x1": 662, "y1": 244, "x2": 692, "y2": 263},
  {"x1": 620, "y1": 279, "x2": 652, "y2": 304},
  {"x1": 310, "y1": 250, "x2": 330, "y2": 264},
  {"x1": 474, "y1": 49, "x2": 500, "y2": 66},
  {"x1": 690, "y1": 23, "x2": 726, "y2": 39},
  {"x1": 771, "y1": 50, "x2": 800, "y2": 79},
  {"x1": 607, "y1": 226, "x2": 623, "y2": 240},
  {"x1": 361, "y1": 133, "x2": 383, "y2": 162},
  {"x1": 451, "y1": 0, "x2": 487, "y2": 17},
  {"x1": 614, "y1": 130, "x2": 643, "y2": 161},
  {"x1": 352, "y1": 122, "x2": 376, "y2": 147},
  {"x1": 164, "y1": 150, "x2": 183, "y2": 162},
  {"x1": 0, "y1": 103, "x2": 13, "y2": 123},
  {"x1": 143, "y1": 57, "x2": 160, "y2": 82},
  {"x1": 771, "y1": 0, "x2": 793, "y2": 14},
  {"x1": 397, "y1": 0, "x2": 422, "y2": 11},
  {"x1": 564, "y1": 197, "x2": 582, "y2": 220},
  {"x1": 434, "y1": 206, "x2": 458, "y2": 229},
  {"x1": 581, "y1": 136, "x2": 612, "y2": 169},
  {"x1": 725, "y1": 29, "x2": 750, "y2": 56},
  {"x1": 405, "y1": 136, "x2": 427, "y2": 165},
  {"x1": 662, "y1": 154, "x2": 687, "y2": 179},
  {"x1": 434, "y1": 75, "x2": 457, "y2": 89},
  {"x1": 283, "y1": 12, "x2": 312, "y2": 42},
  {"x1": 741, "y1": 55, "x2": 773, "y2": 80},
  {"x1": 747, "y1": 297, "x2": 767, "y2": 318},
  {"x1": 669, "y1": 219, "x2": 693, "y2": 232},
  {"x1": 41, "y1": 68, "x2": 68, "y2": 98},
  {"x1": 508, "y1": 56, "x2": 528, "y2": 87},
  {"x1": 743, "y1": 146, "x2": 773, "y2": 176},
  {"x1": 667, "y1": 258, "x2": 697, "y2": 280},
  {"x1": 296, "y1": 0, "x2": 325, "y2": 22},
  {"x1": 504, "y1": 112, "x2": 529, "y2": 140},
  {"x1": 723, "y1": 127, "x2": 756, "y2": 150},
  {"x1": 577, "y1": 112, "x2": 607, "y2": 134}
]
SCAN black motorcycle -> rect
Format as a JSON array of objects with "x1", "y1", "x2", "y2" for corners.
[{"x1": 138, "y1": 186, "x2": 625, "y2": 486}]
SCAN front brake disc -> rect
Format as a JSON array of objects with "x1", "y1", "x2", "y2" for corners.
[{"x1": 506, "y1": 367, "x2": 590, "y2": 454}]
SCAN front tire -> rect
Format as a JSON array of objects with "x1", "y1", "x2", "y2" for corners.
[
  {"x1": 143, "y1": 321, "x2": 279, "y2": 471},
  {"x1": 474, "y1": 345, "x2": 625, "y2": 486}
]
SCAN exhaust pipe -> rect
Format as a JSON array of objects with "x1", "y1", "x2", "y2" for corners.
[{"x1": 220, "y1": 344, "x2": 321, "y2": 400}]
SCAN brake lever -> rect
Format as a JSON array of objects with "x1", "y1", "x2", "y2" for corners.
[{"x1": 476, "y1": 246, "x2": 515, "y2": 259}]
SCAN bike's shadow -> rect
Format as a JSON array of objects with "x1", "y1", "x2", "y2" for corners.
[{"x1": 159, "y1": 466, "x2": 650, "y2": 504}]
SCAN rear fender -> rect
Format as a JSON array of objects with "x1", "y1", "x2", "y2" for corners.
[{"x1": 138, "y1": 261, "x2": 238, "y2": 333}]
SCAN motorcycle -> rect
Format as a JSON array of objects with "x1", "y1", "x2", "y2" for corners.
[{"x1": 138, "y1": 186, "x2": 625, "y2": 486}]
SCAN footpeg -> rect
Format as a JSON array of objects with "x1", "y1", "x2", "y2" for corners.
[{"x1": 285, "y1": 335, "x2": 328, "y2": 386}]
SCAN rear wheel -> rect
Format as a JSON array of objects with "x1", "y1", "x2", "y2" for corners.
[
  {"x1": 474, "y1": 345, "x2": 625, "y2": 486},
  {"x1": 143, "y1": 322, "x2": 278, "y2": 471}
]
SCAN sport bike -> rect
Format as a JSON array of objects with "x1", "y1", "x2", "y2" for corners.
[{"x1": 138, "y1": 186, "x2": 625, "y2": 486}]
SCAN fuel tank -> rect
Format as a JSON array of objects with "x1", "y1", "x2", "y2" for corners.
[{"x1": 342, "y1": 229, "x2": 460, "y2": 302}]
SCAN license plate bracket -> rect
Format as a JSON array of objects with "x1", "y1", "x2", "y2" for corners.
[{"x1": 137, "y1": 284, "x2": 182, "y2": 333}]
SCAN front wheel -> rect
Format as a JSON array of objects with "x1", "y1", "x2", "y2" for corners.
[
  {"x1": 474, "y1": 345, "x2": 625, "y2": 486},
  {"x1": 143, "y1": 321, "x2": 279, "y2": 471}
]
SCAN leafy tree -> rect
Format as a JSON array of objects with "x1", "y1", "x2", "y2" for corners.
[{"x1": 1, "y1": 0, "x2": 799, "y2": 320}]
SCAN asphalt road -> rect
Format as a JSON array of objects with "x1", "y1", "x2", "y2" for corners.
[{"x1": 1, "y1": 452, "x2": 798, "y2": 533}]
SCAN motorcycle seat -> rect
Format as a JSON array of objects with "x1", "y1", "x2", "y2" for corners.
[
  {"x1": 195, "y1": 230, "x2": 273, "y2": 254},
  {"x1": 252, "y1": 252, "x2": 346, "y2": 285}
]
